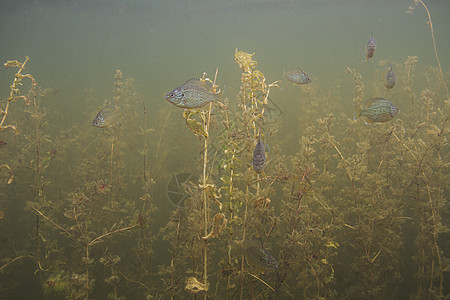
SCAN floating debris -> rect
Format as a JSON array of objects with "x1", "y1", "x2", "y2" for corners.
[
  {"x1": 354, "y1": 97, "x2": 400, "y2": 124},
  {"x1": 185, "y1": 277, "x2": 209, "y2": 294},
  {"x1": 253, "y1": 197, "x2": 271, "y2": 208},
  {"x1": 202, "y1": 213, "x2": 227, "y2": 240},
  {"x1": 284, "y1": 67, "x2": 311, "y2": 84}
]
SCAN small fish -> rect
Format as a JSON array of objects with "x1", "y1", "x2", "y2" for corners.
[
  {"x1": 92, "y1": 106, "x2": 120, "y2": 128},
  {"x1": 236, "y1": 239, "x2": 278, "y2": 271},
  {"x1": 252, "y1": 133, "x2": 266, "y2": 173},
  {"x1": 43, "y1": 272, "x2": 69, "y2": 297},
  {"x1": 384, "y1": 64, "x2": 397, "y2": 89},
  {"x1": 284, "y1": 68, "x2": 311, "y2": 84},
  {"x1": 354, "y1": 97, "x2": 400, "y2": 124},
  {"x1": 365, "y1": 33, "x2": 376, "y2": 62},
  {"x1": 165, "y1": 78, "x2": 220, "y2": 109}
]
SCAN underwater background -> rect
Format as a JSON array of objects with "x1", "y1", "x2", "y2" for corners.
[{"x1": 0, "y1": 0, "x2": 449, "y2": 299}]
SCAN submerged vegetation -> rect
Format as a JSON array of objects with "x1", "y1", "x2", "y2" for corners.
[{"x1": 0, "y1": 5, "x2": 449, "y2": 300}]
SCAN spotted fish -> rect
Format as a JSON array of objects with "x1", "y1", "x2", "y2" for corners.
[
  {"x1": 365, "y1": 33, "x2": 376, "y2": 62},
  {"x1": 92, "y1": 106, "x2": 120, "y2": 128},
  {"x1": 284, "y1": 67, "x2": 311, "y2": 84},
  {"x1": 354, "y1": 97, "x2": 400, "y2": 124},
  {"x1": 165, "y1": 78, "x2": 220, "y2": 109},
  {"x1": 384, "y1": 64, "x2": 397, "y2": 89},
  {"x1": 252, "y1": 133, "x2": 266, "y2": 173},
  {"x1": 234, "y1": 239, "x2": 278, "y2": 271}
]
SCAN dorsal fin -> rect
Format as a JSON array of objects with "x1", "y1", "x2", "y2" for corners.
[{"x1": 363, "y1": 97, "x2": 385, "y2": 108}]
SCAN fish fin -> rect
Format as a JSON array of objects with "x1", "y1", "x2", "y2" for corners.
[
  {"x1": 184, "y1": 78, "x2": 208, "y2": 88},
  {"x1": 353, "y1": 105, "x2": 360, "y2": 121},
  {"x1": 265, "y1": 140, "x2": 270, "y2": 153},
  {"x1": 184, "y1": 78, "x2": 201, "y2": 84},
  {"x1": 363, "y1": 97, "x2": 386, "y2": 108}
]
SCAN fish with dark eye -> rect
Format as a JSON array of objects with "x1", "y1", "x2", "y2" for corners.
[
  {"x1": 365, "y1": 33, "x2": 376, "y2": 62},
  {"x1": 384, "y1": 64, "x2": 397, "y2": 89},
  {"x1": 354, "y1": 97, "x2": 400, "y2": 124},
  {"x1": 284, "y1": 67, "x2": 311, "y2": 84},
  {"x1": 165, "y1": 78, "x2": 220, "y2": 109},
  {"x1": 252, "y1": 133, "x2": 266, "y2": 173},
  {"x1": 92, "y1": 105, "x2": 120, "y2": 128},
  {"x1": 234, "y1": 239, "x2": 278, "y2": 271}
]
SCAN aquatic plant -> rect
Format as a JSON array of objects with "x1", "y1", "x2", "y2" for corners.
[
  {"x1": 0, "y1": 57, "x2": 37, "y2": 184},
  {"x1": 0, "y1": 43, "x2": 448, "y2": 300},
  {"x1": 406, "y1": 0, "x2": 449, "y2": 97}
]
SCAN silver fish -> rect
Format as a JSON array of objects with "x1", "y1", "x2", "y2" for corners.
[
  {"x1": 384, "y1": 65, "x2": 397, "y2": 89},
  {"x1": 165, "y1": 78, "x2": 220, "y2": 109},
  {"x1": 234, "y1": 239, "x2": 278, "y2": 271},
  {"x1": 252, "y1": 134, "x2": 266, "y2": 173},
  {"x1": 365, "y1": 33, "x2": 376, "y2": 62},
  {"x1": 354, "y1": 97, "x2": 400, "y2": 124},
  {"x1": 92, "y1": 106, "x2": 120, "y2": 128},
  {"x1": 284, "y1": 67, "x2": 311, "y2": 84}
]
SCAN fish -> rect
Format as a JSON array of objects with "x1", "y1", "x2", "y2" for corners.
[
  {"x1": 43, "y1": 272, "x2": 69, "y2": 297},
  {"x1": 354, "y1": 97, "x2": 400, "y2": 124},
  {"x1": 92, "y1": 105, "x2": 120, "y2": 128},
  {"x1": 283, "y1": 67, "x2": 311, "y2": 84},
  {"x1": 252, "y1": 133, "x2": 266, "y2": 173},
  {"x1": 235, "y1": 239, "x2": 278, "y2": 271},
  {"x1": 165, "y1": 78, "x2": 220, "y2": 109},
  {"x1": 384, "y1": 64, "x2": 397, "y2": 89},
  {"x1": 365, "y1": 33, "x2": 376, "y2": 62}
]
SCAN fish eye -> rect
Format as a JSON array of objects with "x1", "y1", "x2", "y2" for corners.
[{"x1": 181, "y1": 93, "x2": 184, "y2": 97}]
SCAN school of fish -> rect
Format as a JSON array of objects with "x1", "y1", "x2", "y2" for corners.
[{"x1": 89, "y1": 33, "x2": 404, "y2": 270}]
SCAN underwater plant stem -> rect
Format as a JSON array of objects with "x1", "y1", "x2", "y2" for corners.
[
  {"x1": 0, "y1": 255, "x2": 47, "y2": 272},
  {"x1": 0, "y1": 56, "x2": 30, "y2": 133},
  {"x1": 143, "y1": 101, "x2": 149, "y2": 194},
  {"x1": 0, "y1": 164, "x2": 14, "y2": 184},
  {"x1": 73, "y1": 207, "x2": 90, "y2": 299},
  {"x1": 393, "y1": 131, "x2": 444, "y2": 296},
  {"x1": 200, "y1": 68, "x2": 218, "y2": 298},
  {"x1": 118, "y1": 271, "x2": 152, "y2": 294},
  {"x1": 202, "y1": 101, "x2": 213, "y2": 299},
  {"x1": 417, "y1": 0, "x2": 449, "y2": 97},
  {"x1": 88, "y1": 224, "x2": 138, "y2": 247},
  {"x1": 86, "y1": 245, "x2": 90, "y2": 300},
  {"x1": 32, "y1": 90, "x2": 42, "y2": 248},
  {"x1": 33, "y1": 207, "x2": 72, "y2": 237},
  {"x1": 156, "y1": 110, "x2": 171, "y2": 160},
  {"x1": 110, "y1": 142, "x2": 114, "y2": 208},
  {"x1": 240, "y1": 184, "x2": 250, "y2": 300}
]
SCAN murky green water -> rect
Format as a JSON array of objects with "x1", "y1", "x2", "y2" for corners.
[{"x1": 1, "y1": 0, "x2": 449, "y2": 299}]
